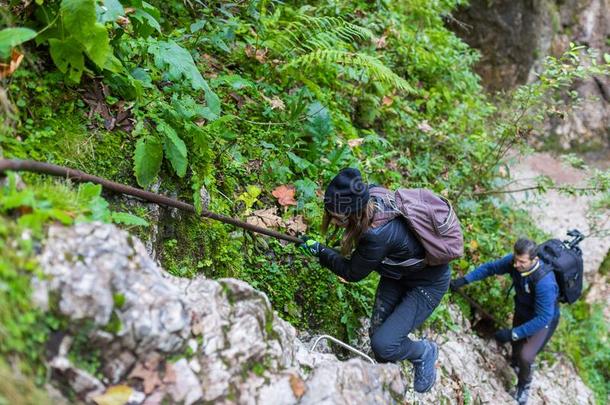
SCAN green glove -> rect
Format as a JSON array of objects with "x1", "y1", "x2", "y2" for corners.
[{"x1": 300, "y1": 236, "x2": 322, "y2": 257}]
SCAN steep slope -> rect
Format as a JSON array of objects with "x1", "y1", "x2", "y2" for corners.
[{"x1": 33, "y1": 222, "x2": 594, "y2": 404}]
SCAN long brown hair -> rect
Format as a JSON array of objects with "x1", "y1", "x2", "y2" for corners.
[{"x1": 321, "y1": 199, "x2": 376, "y2": 256}]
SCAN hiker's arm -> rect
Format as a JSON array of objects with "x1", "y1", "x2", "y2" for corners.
[
  {"x1": 512, "y1": 280, "x2": 558, "y2": 340},
  {"x1": 464, "y1": 254, "x2": 513, "y2": 284},
  {"x1": 318, "y1": 234, "x2": 388, "y2": 282}
]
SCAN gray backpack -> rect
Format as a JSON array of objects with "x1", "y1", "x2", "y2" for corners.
[{"x1": 370, "y1": 187, "x2": 464, "y2": 266}]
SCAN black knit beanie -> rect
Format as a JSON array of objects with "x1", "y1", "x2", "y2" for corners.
[{"x1": 324, "y1": 168, "x2": 369, "y2": 215}]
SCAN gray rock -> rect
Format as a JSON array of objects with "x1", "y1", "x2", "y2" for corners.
[
  {"x1": 166, "y1": 359, "x2": 203, "y2": 405},
  {"x1": 36, "y1": 223, "x2": 595, "y2": 405}
]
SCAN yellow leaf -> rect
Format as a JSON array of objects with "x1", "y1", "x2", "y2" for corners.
[
  {"x1": 469, "y1": 240, "x2": 478, "y2": 250},
  {"x1": 93, "y1": 385, "x2": 133, "y2": 405}
]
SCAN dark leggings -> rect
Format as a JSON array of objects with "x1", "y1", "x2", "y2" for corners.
[
  {"x1": 512, "y1": 313, "x2": 560, "y2": 386},
  {"x1": 368, "y1": 266, "x2": 450, "y2": 362}
]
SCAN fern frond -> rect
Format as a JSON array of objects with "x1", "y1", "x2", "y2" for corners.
[
  {"x1": 268, "y1": 15, "x2": 373, "y2": 55},
  {"x1": 283, "y1": 50, "x2": 414, "y2": 93}
]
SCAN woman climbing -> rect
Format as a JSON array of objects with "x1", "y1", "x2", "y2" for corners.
[{"x1": 300, "y1": 168, "x2": 453, "y2": 393}]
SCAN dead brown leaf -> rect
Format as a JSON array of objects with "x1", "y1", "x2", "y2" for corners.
[
  {"x1": 347, "y1": 138, "x2": 364, "y2": 148},
  {"x1": 81, "y1": 79, "x2": 134, "y2": 132},
  {"x1": 245, "y1": 45, "x2": 268, "y2": 63},
  {"x1": 162, "y1": 363, "x2": 177, "y2": 385},
  {"x1": 262, "y1": 95, "x2": 285, "y2": 110},
  {"x1": 246, "y1": 208, "x2": 284, "y2": 229},
  {"x1": 374, "y1": 35, "x2": 387, "y2": 49},
  {"x1": 255, "y1": 48, "x2": 268, "y2": 63},
  {"x1": 381, "y1": 95, "x2": 393, "y2": 107},
  {"x1": 285, "y1": 215, "x2": 307, "y2": 236},
  {"x1": 289, "y1": 374, "x2": 306, "y2": 398},
  {"x1": 272, "y1": 185, "x2": 297, "y2": 206},
  {"x1": 0, "y1": 49, "x2": 25, "y2": 79},
  {"x1": 417, "y1": 120, "x2": 433, "y2": 133},
  {"x1": 116, "y1": 16, "x2": 130, "y2": 27},
  {"x1": 128, "y1": 355, "x2": 162, "y2": 394}
]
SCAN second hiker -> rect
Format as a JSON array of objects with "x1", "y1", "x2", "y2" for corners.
[
  {"x1": 300, "y1": 168, "x2": 457, "y2": 393},
  {"x1": 450, "y1": 238, "x2": 560, "y2": 405}
]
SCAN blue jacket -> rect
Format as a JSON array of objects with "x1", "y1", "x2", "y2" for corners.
[{"x1": 464, "y1": 254, "x2": 560, "y2": 340}]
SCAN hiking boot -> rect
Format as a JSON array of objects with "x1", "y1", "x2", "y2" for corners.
[
  {"x1": 411, "y1": 339, "x2": 438, "y2": 393},
  {"x1": 513, "y1": 382, "x2": 531, "y2": 405}
]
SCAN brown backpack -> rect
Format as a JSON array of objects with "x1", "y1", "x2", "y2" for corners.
[{"x1": 369, "y1": 187, "x2": 464, "y2": 266}]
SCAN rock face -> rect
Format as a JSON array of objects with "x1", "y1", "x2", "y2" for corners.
[
  {"x1": 449, "y1": 0, "x2": 610, "y2": 150},
  {"x1": 35, "y1": 222, "x2": 595, "y2": 404},
  {"x1": 36, "y1": 222, "x2": 405, "y2": 404}
]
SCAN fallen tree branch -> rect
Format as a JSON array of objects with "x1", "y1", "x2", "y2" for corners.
[{"x1": 0, "y1": 159, "x2": 303, "y2": 244}]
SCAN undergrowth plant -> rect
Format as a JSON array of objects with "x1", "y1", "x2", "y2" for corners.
[{"x1": 0, "y1": 0, "x2": 608, "y2": 402}]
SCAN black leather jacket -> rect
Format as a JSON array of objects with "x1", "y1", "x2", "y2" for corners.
[{"x1": 318, "y1": 197, "x2": 447, "y2": 283}]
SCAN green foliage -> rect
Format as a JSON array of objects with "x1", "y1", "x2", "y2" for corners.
[
  {"x1": 44, "y1": 0, "x2": 112, "y2": 82},
  {"x1": 0, "y1": 174, "x2": 147, "y2": 380},
  {"x1": 2, "y1": 0, "x2": 609, "y2": 400},
  {"x1": 284, "y1": 50, "x2": 414, "y2": 92},
  {"x1": 134, "y1": 137, "x2": 163, "y2": 187},
  {"x1": 544, "y1": 302, "x2": 609, "y2": 404},
  {"x1": 0, "y1": 27, "x2": 37, "y2": 59}
]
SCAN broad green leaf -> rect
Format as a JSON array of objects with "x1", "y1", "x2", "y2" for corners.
[
  {"x1": 1, "y1": 189, "x2": 36, "y2": 209},
  {"x1": 48, "y1": 38, "x2": 85, "y2": 82},
  {"x1": 215, "y1": 74, "x2": 254, "y2": 90},
  {"x1": 134, "y1": 137, "x2": 163, "y2": 187},
  {"x1": 305, "y1": 102, "x2": 332, "y2": 138},
  {"x1": 104, "y1": 54, "x2": 124, "y2": 73},
  {"x1": 294, "y1": 178, "x2": 318, "y2": 204},
  {"x1": 204, "y1": 90, "x2": 221, "y2": 118},
  {"x1": 131, "y1": 67, "x2": 154, "y2": 88},
  {"x1": 61, "y1": 0, "x2": 111, "y2": 68},
  {"x1": 96, "y1": 0, "x2": 125, "y2": 24},
  {"x1": 147, "y1": 39, "x2": 206, "y2": 89},
  {"x1": 111, "y1": 212, "x2": 149, "y2": 227},
  {"x1": 287, "y1": 152, "x2": 312, "y2": 171},
  {"x1": 136, "y1": 9, "x2": 161, "y2": 31},
  {"x1": 47, "y1": 209, "x2": 74, "y2": 225},
  {"x1": 78, "y1": 183, "x2": 103, "y2": 203},
  {"x1": 0, "y1": 28, "x2": 37, "y2": 59},
  {"x1": 170, "y1": 95, "x2": 218, "y2": 121},
  {"x1": 159, "y1": 121, "x2": 188, "y2": 177},
  {"x1": 89, "y1": 196, "x2": 111, "y2": 222},
  {"x1": 147, "y1": 39, "x2": 220, "y2": 119},
  {"x1": 130, "y1": 1, "x2": 161, "y2": 37},
  {"x1": 190, "y1": 20, "x2": 206, "y2": 33}
]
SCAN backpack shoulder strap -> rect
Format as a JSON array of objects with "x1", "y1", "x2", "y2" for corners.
[
  {"x1": 529, "y1": 263, "x2": 553, "y2": 287},
  {"x1": 369, "y1": 186, "x2": 400, "y2": 228}
]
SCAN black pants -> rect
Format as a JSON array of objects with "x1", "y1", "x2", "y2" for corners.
[
  {"x1": 369, "y1": 265, "x2": 450, "y2": 362},
  {"x1": 511, "y1": 312, "x2": 560, "y2": 386}
]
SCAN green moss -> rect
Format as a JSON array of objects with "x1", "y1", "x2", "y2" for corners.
[{"x1": 103, "y1": 311, "x2": 122, "y2": 335}]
